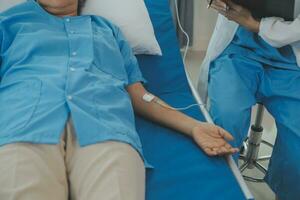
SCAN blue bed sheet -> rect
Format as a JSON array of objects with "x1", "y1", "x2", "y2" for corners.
[{"x1": 136, "y1": 0, "x2": 246, "y2": 199}]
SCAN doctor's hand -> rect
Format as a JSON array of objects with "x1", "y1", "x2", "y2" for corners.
[
  {"x1": 210, "y1": 0, "x2": 260, "y2": 33},
  {"x1": 192, "y1": 123, "x2": 239, "y2": 156}
]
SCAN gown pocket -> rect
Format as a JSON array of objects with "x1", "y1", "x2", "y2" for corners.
[{"x1": 0, "y1": 79, "x2": 42, "y2": 136}]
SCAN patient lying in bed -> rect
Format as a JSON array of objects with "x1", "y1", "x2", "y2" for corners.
[{"x1": 0, "y1": 0, "x2": 238, "y2": 200}]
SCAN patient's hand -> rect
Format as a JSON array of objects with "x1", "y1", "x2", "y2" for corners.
[{"x1": 192, "y1": 123, "x2": 239, "y2": 156}]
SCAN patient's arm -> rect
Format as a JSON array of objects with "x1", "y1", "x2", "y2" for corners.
[{"x1": 127, "y1": 82, "x2": 239, "y2": 156}]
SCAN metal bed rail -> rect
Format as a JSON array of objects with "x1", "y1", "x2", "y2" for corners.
[{"x1": 183, "y1": 66, "x2": 254, "y2": 200}]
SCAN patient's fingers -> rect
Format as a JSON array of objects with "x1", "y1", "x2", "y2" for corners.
[
  {"x1": 232, "y1": 148, "x2": 240, "y2": 154},
  {"x1": 225, "y1": 143, "x2": 232, "y2": 149},
  {"x1": 215, "y1": 142, "x2": 238, "y2": 155},
  {"x1": 212, "y1": 147, "x2": 219, "y2": 152},
  {"x1": 217, "y1": 146, "x2": 229, "y2": 155},
  {"x1": 204, "y1": 147, "x2": 218, "y2": 156},
  {"x1": 204, "y1": 145, "x2": 238, "y2": 156},
  {"x1": 225, "y1": 143, "x2": 237, "y2": 153},
  {"x1": 215, "y1": 146, "x2": 229, "y2": 155},
  {"x1": 218, "y1": 128, "x2": 234, "y2": 141},
  {"x1": 224, "y1": 144, "x2": 233, "y2": 152},
  {"x1": 193, "y1": 125, "x2": 238, "y2": 156}
]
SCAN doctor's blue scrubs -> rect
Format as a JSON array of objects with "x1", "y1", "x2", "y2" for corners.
[{"x1": 208, "y1": 26, "x2": 300, "y2": 200}]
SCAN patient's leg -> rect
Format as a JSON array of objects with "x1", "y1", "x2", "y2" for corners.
[
  {"x1": 208, "y1": 54, "x2": 263, "y2": 147},
  {"x1": 0, "y1": 142, "x2": 68, "y2": 200},
  {"x1": 66, "y1": 121, "x2": 145, "y2": 200}
]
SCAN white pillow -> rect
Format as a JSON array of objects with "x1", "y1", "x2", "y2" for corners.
[
  {"x1": 0, "y1": 0, "x2": 24, "y2": 12},
  {"x1": 82, "y1": 0, "x2": 162, "y2": 55}
]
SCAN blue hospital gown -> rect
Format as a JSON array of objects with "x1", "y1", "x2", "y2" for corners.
[{"x1": 0, "y1": 0, "x2": 150, "y2": 166}]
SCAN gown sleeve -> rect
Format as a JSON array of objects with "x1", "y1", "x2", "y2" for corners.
[{"x1": 114, "y1": 26, "x2": 147, "y2": 86}]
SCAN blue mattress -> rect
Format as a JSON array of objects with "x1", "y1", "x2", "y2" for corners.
[{"x1": 136, "y1": 0, "x2": 246, "y2": 199}]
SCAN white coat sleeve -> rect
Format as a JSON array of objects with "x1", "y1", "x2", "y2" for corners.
[{"x1": 259, "y1": 15, "x2": 300, "y2": 48}]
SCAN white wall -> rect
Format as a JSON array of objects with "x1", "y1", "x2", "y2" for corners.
[{"x1": 192, "y1": 0, "x2": 218, "y2": 51}]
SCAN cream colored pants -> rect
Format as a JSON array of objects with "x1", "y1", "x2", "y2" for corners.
[{"x1": 0, "y1": 120, "x2": 145, "y2": 200}]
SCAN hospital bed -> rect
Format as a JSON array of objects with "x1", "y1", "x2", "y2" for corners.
[
  {"x1": 0, "y1": 0, "x2": 253, "y2": 199},
  {"x1": 135, "y1": 0, "x2": 254, "y2": 199}
]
